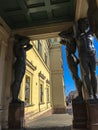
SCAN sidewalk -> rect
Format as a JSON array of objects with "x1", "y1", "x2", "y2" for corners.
[
  {"x1": 3, "y1": 106, "x2": 87, "y2": 130},
  {"x1": 3, "y1": 106, "x2": 73, "y2": 130},
  {"x1": 25, "y1": 106, "x2": 73, "y2": 130}
]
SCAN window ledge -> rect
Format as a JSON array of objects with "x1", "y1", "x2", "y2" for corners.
[
  {"x1": 25, "y1": 104, "x2": 35, "y2": 107},
  {"x1": 40, "y1": 102, "x2": 45, "y2": 105}
]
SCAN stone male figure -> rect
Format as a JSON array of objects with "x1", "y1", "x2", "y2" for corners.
[
  {"x1": 59, "y1": 27, "x2": 83, "y2": 100},
  {"x1": 11, "y1": 34, "x2": 32, "y2": 103},
  {"x1": 77, "y1": 18, "x2": 97, "y2": 99}
]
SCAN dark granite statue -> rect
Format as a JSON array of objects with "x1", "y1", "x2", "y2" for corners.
[
  {"x1": 77, "y1": 18, "x2": 97, "y2": 100},
  {"x1": 11, "y1": 34, "x2": 32, "y2": 103},
  {"x1": 87, "y1": 0, "x2": 98, "y2": 39},
  {"x1": 59, "y1": 27, "x2": 83, "y2": 100}
]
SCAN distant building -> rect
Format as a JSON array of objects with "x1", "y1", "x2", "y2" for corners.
[{"x1": 67, "y1": 90, "x2": 78, "y2": 103}]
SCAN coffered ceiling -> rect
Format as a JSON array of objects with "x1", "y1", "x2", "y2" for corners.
[{"x1": 0, "y1": 0, "x2": 76, "y2": 29}]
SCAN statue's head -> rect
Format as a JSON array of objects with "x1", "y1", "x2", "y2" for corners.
[
  {"x1": 14, "y1": 34, "x2": 30, "y2": 45},
  {"x1": 59, "y1": 27, "x2": 74, "y2": 38},
  {"x1": 77, "y1": 18, "x2": 90, "y2": 33}
]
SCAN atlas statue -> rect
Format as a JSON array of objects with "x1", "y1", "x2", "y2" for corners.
[
  {"x1": 77, "y1": 18, "x2": 97, "y2": 100},
  {"x1": 59, "y1": 18, "x2": 97, "y2": 100},
  {"x1": 11, "y1": 34, "x2": 32, "y2": 103},
  {"x1": 59, "y1": 27, "x2": 83, "y2": 100}
]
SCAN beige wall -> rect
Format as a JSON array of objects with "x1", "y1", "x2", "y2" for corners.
[{"x1": 0, "y1": 24, "x2": 13, "y2": 128}]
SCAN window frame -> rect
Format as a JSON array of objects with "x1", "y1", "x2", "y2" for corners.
[
  {"x1": 25, "y1": 73, "x2": 33, "y2": 106},
  {"x1": 39, "y1": 80, "x2": 44, "y2": 104}
]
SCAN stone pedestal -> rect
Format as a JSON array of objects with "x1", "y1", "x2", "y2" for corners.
[
  {"x1": 8, "y1": 103, "x2": 25, "y2": 129},
  {"x1": 52, "y1": 107, "x2": 66, "y2": 114},
  {"x1": 72, "y1": 100, "x2": 87, "y2": 129},
  {"x1": 86, "y1": 101, "x2": 98, "y2": 130}
]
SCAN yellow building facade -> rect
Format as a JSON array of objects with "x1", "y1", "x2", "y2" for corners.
[{"x1": 18, "y1": 39, "x2": 51, "y2": 124}]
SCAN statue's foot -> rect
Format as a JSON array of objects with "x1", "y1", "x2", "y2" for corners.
[
  {"x1": 11, "y1": 98, "x2": 24, "y2": 104},
  {"x1": 88, "y1": 95, "x2": 94, "y2": 100},
  {"x1": 93, "y1": 94, "x2": 98, "y2": 100},
  {"x1": 87, "y1": 95, "x2": 98, "y2": 104},
  {"x1": 88, "y1": 94, "x2": 98, "y2": 100},
  {"x1": 72, "y1": 95, "x2": 83, "y2": 102}
]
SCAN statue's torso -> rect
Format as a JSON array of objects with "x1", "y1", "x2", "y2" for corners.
[
  {"x1": 66, "y1": 39, "x2": 76, "y2": 54},
  {"x1": 77, "y1": 32, "x2": 96, "y2": 57},
  {"x1": 14, "y1": 44, "x2": 26, "y2": 63}
]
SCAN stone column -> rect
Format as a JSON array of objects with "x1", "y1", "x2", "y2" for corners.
[
  {"x1": 1, "y1": 36, "x2": 14, "y2": 129},
  {"x1": 0, "y1": 25, "x2": 10, "y2": 129},
  {"x1": 50, "y1": 44, "x2": 66, "y2": 114}
]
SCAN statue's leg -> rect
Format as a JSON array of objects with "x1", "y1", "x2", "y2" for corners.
[
  {"x1": 68, "y1": 58, "x2": 83, "y2": 98},
  {"x1": 71, "y1": 66, "x2": 83, "y2": 98},
  {"x1": 80, "y1": 58, "x2": 92, "y2": 98},
  {"x1": 90, "y1": 56, "x2": 97, "y2": 99},
  {"x1": 11, "y1": 81, "x2": 20, "y2": 100},
  {"x1": 11, "y1": 65, "x2": 25, "y2": 102},
  {"x1": 74, "y1": 77, "x2": 82, "y2": 97}
]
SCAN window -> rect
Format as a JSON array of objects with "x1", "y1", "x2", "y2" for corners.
[
  {"x1": 40, "y1": 84, "x2": 44, "y2": 103},
  {"x1": 47, "y1": 88, "x2": 49, "y2": 102},
  {"x1": 25, "y1": 75, "x2": 31, "y2": 105},
  {"x1": 38, "y1": 40, "x2": 42, "y2": 56},
  {"x1": 46, "y1": 86, "x2": 50, "y2": 103}
]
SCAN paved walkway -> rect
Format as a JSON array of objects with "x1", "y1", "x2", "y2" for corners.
[
  {"x1": 3, "y1": 106, "x2": 87, "y2": 130},
  {"x1": 25, "y1": 111, "x2": 87, "y2": 130},
  {"x1": 3, "y1": 106, "x2": 73, "y2": 130},
  {"x1": 27, "y1": 113, "x2": 72, "y2": 128},
  {"x1": 25, "y1": 106, "x2": 73, "y2": 130}
]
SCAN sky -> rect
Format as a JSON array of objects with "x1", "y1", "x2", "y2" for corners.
[{"x1": 62, "y1": 37, "x2": 98, "y2": 96}]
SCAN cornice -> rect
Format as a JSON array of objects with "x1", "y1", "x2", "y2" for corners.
[
  {"x1": 38, "y1": 71, "x2": 46, "y2": 80},
  {"x1": 46, "y1": 79, "x2": 50, "y2": 84},
  {"x1": 26, "y1": 59, "x2": 37, "y2": 71}
]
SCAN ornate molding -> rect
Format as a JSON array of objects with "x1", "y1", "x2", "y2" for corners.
[
  {"x1": 46, "y1": 79, "x2": 50, "y2": 84},
  {"x1": 26, "y1": 59, "x2": 37, "y2": 71},
  {"x1": 0, "y1": 25, "x2": 9, "y2": 40},
  {"x1": 38, "y1": 71, "x2": 46, "y2": 80},
  {"x1": 12, "y1": 22, "x2": 73, "y2": 37},
  {"x1": 0, "y1": 17, "x2": 11, "y2": 33}
]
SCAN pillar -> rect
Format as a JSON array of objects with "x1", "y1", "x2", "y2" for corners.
[
  {"x1": 0, "y1": 24, "x2": 11, "y2": 129},
  {"x1": 50, "y1": 44, "x2": 66, "y2": 114}
]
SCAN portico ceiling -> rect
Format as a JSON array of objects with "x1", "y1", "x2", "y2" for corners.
[{"x1": 0, "y1": 0, "x2": 76, "y2": 29}]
